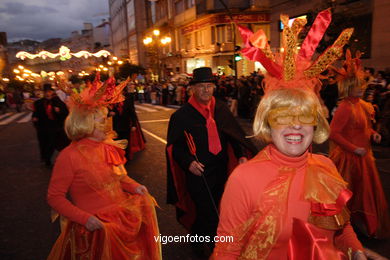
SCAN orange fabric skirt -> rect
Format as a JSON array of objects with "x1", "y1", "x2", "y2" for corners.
[
  {"x1": 48, "y1": 194, "x2": 161, "y2": 260},
  {"x1": 330, "y1": 145, "x2": 390, "y2": 238}
]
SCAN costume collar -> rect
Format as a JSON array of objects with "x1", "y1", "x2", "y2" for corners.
[
  {"x1": 188, "y1": 96, "x2": 216, "y2": 119},
  {"x1": 345, "y1": 96, "x2": 360, "y2": 104},
  {"x1": 268, "y1": 144, "x2": 308, "y2": 170}
]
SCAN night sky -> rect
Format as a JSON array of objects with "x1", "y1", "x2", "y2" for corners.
[{"x1": 0, "y1": 0, "x2": 109, "y2": 42}]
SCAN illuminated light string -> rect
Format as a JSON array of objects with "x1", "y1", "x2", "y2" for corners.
[{"x1": 16, "y1": 46, "x2": 111, "y2": 61}]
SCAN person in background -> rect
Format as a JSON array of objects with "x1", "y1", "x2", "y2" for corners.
[
  {"x1": 32, "y1": 83, "x2": 69, "y2": 167},
  {"x1": 329, "y1": 50, "x2": 390, "y2": 239},
  {"x1": 47, "y1": 76, "x2": 161, "y2": 260},
  {"x1": 320, "y1": 69, "x2": 339, "y2": 122},
  {"x1": 166, "y1": 67, "x2": 257, "y2": 258},
  {"x1": 110, "y1": 85, "x2": 146, "y2": 160},
  {"x1": 213, "y1": 9, "x2": 374, "y2": 260}
]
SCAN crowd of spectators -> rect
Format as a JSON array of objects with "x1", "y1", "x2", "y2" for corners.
[{"x1": 1, "y1": 68, "x2": 389, "y2": 146}]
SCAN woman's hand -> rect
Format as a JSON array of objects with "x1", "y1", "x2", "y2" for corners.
[
  {"x1": 238, "y1": 157, "x2": 248, "y2": 164},
  {"x1": 364, "y1": 248, "x2": 388, "y2": 260},
  {"x1": 189, "y1": 160, "x2": 204, "y2": 176},
  {"x1": 85, "y1": 216, "x2": 104, "y2": 231},
  {"x1": 353, "y1": 250, "x2": 367, "y2": 260},
  {"x1": 135, "y1": 185, "x2": 148, "y2": 195},
  {"x1": 354, "y1": 147, "x2": 367, "y2": 156},
  {"x1": 108, "y1": 111, "x2": 115, "y2": 117},
  {"x1": 372, "y1": 132, "x2": 382, "y2": 144}
]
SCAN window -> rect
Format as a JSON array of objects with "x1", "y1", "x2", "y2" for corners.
[
  {"x1": 216, "y1": 25, "x2": 232, "y2": 43},
  {"x1": 186, "y1": 0, "x2": 195, "y2": 8},
  {"x1": 195, "y1": 30, "x2": 205, "y2": 47},
  {"x1": 175, "y1": 0, "x2": 185, "y2": 14},
  {"x1": 216, "y1": 25, "x2": 225, "y2": 43},
  {"x1": 211, "y1": 26, "x2": 215, "y2": 44},
  {"x1": 226, "y1": 24, "x2": 232, "y2": 42},
  {"x1": 185, "y1": 35, "x2": 191, "y2": 50},
  {"x1": 156, "y1": 0, "x2": 168, "y2": 21},
  {"x1": 127, "y1": 0, "x2": 135, "y2": 31}
]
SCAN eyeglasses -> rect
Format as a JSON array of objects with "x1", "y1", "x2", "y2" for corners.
[{"x1": 268, "y1": 106, "x2": 318, "y2": 128}]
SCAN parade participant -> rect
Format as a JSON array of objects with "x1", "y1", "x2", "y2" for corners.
[
  {"x1": 166, "y1": 67, "x2": 258, "y2": 257},
  {"x1": 47, "y1": 76, "x2": 161, "y2": 260},
  {"x1": 213, "y1": 9, "x2": 369, "y2": 259},
  {"x1": 329, "y1": 50, "x2": 390, "y2": 239},
  {"x1": 110, "y1": 85, "x2": 145, "y2": 160},
  {"x1": 32, "y1": 83, "x2": 69, "y2": 167}
]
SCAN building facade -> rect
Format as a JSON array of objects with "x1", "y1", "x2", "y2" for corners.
[
  {"x1": 109, "y1": 0, "x2": 390, "y2": 77},
  {"x1": 109, "y1": 0, "x2": 149, "y2": 66}
]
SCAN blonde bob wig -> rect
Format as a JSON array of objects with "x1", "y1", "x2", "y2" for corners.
[
  {"x1": 253, "y1": 88, "x2": 329, "y2": 144},
  {"x1": 65, "y1": 107, "x2": 107, "y2": 141},
  {"x1": 337, "y1": 76, "x2": 365, "y2": 100}
]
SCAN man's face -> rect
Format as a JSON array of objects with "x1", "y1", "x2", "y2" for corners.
[
  {"x1": 44, "y1": 90, "x2": 54, "y2": 100},
  {"x1": 192, "y1": 82, "x2": 215, "y2": 104}
]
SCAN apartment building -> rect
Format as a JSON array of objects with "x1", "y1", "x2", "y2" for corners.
[
  {"x1": 109, "y1": 0, "x2": 389, "y2": 77},
  {"x1": 109, "y1": 0, "x2": 149, "y2": 66}
]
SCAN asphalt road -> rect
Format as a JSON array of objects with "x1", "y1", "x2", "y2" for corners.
[{"x1": 0, "y1": 104, "x2": 389, "y2": 259}]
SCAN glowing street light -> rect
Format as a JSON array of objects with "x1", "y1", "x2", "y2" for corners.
[
  {"x1": 13, "y1": 69, "x2": 20, "y2": 74},
  {"x1": 161, "y1": 37, "x2": 172, "y2": 45},
  {"x1": 117, "y1": 60, "x2": 123, "y2": 65},
  {"x1": 143, "y1": 37, "x2": 153, "y2": 45},
  {"x1": 153, "y1": 29, "x2": 160, "y2": 36}
]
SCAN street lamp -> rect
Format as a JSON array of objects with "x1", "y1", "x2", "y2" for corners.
[{"x1": 143, "y1": 30, "x2": 172, "y2": 81}]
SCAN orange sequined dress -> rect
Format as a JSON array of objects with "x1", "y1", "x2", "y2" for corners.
[
  {"x1": 213, "y1": 145, "x2": 363, "y2": 260},
  {"x1": 47, "y1": 138, "x2": 161, "y2": 260},
  {"x1": 330, "y1": 97, "x2": 390, "y2": 238}
]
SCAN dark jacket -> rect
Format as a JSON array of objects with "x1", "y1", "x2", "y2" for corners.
[{"x1": 32, "y1": 96, "x2": 68, "y2": 129}]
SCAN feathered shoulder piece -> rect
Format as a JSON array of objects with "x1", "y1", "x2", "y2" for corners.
[
  {"x1": 237, "y1": 9, "x2": 354, "y2": 94},
  {"x1": 58, "y1": 73, "x2": 130, "y2": 110},
  {"x1": 329, "y1": 49, "x2": 364, "y2": 82}
]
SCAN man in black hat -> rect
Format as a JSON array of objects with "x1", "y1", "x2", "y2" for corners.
[
  {"x1": 166, "y1": 67, "x2": 257, "y2": 257},
  {"x1": 32, "y1": 83, "x2": 69, "y2": 167}
]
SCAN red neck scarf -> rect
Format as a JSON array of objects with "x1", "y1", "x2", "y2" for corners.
[
  {"x1": 188, "y1": 96, "x2": 222, "y2": 155},
  {"x1": 44, "y1": 99, "x2": 55, "y2": 120}
]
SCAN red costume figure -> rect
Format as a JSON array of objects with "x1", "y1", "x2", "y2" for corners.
[
  {"x1": 166, "y1": 67, "x2": 258, "y2": 258},
  {"x1": 47, "y1": 76, "x2": 161, "y2": 259},
  {"x1": 110, "y1": 85, "x2": 145, "y2": 160},
  {"x1": 329, "y1": 50, "x2": 390, "y2": 239},
  {"x1": 212, "y1": 9, "x2": 372, "y2": 260}
]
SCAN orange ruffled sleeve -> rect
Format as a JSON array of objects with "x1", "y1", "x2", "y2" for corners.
[
  {"x1": 47, "y1": 150, "x2": 92, "y2": 225},
  {"x1": 120, "y1": 176, "x2": 141, "y2": 194}
]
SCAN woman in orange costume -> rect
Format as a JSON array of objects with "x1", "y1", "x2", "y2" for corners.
[
  {"x1": 212, "y1": 9, "x2": 372, "y2": 260},
  {"x1": 47, "y1": 77, "x2": 161, "y2": 260},
  {"x1": 329, "y1": 51, "x2": 390, "y2": 239}
]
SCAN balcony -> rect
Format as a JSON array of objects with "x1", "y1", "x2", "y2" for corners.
[{"x1": 220, "y1": 42, "x2": 234, "y2": 52}]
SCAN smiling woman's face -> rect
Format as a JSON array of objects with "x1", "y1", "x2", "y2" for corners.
[{"x1": 271, "y1": 124, "x2": 314, "y2": 157}]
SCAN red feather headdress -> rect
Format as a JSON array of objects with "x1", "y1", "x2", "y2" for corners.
[
  {"x1": 238, "y1": 9, "x2": 354, "y2": 94},
  {"x1": 58, "y1": 73, "x2": 130, "y2": 110},
  {"x1": 329, "y1": 49, "x2": 364, "y2": 82}
]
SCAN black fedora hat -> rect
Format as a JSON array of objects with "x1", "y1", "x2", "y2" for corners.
[
  {"x1": 43, "y1": 83, "x2": 54, "y2": 92},
  {"x1": 189, "y1": 67, "x2": 216, "y2": 85}
]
